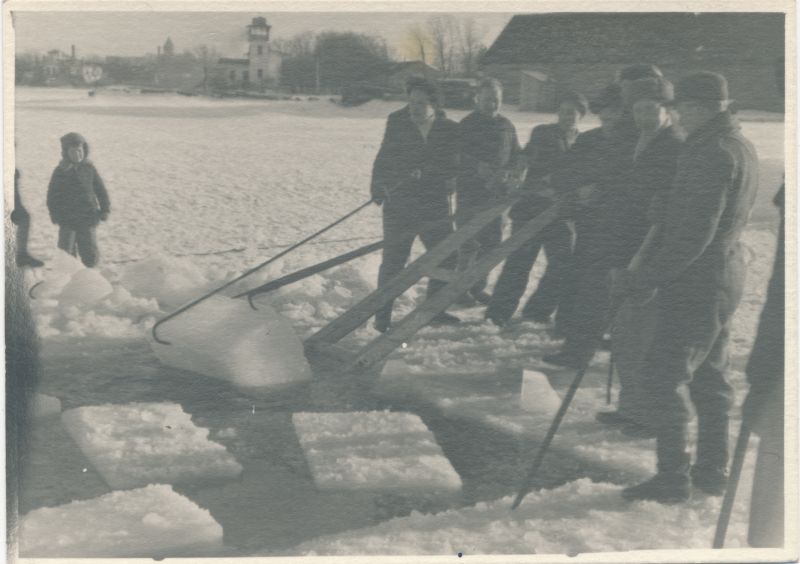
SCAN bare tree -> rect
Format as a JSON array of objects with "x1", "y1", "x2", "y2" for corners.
[
  {"x1": 458, "y1": 17, "x2": 485, "y2": 76},
  {"x1": 427, "y1": 15, "x2": 458, "y2": 75},
  {"x1": 403, "y1": 25, "x2": 431, "y2": 64}
]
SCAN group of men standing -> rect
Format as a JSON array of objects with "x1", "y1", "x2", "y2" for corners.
[{"x1": 370, "y1": 62, "x2": 781, "y2": 520}]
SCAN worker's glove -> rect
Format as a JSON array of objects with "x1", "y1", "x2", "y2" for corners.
[{"x1": 98, "y1": 211, "x2": 110, "y2": 222}]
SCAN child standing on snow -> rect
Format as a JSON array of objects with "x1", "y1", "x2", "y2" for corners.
[{"x1": 46, "y1": 132, "x2": 110, "y2": 267}]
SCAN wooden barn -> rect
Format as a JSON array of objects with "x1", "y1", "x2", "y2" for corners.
[{"x1": 481, "y1": 12, "x2": 785, "y2": 112}]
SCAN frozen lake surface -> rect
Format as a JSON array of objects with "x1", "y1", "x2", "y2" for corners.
[{"x1": 13, "y1": 87, "x2": 783, "y2": 557}]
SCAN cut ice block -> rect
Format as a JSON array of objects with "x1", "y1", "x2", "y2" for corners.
[
  {"x1": 519, "y1": 370, "x2": 562, "y2": 417},
  {"x1": 293, "y1": 411, "x2": 461, "y2": 493},
  {"x1": 59, "y1": 268, "x2": 113, "y2": 307},
  {"x1": 19, "y1": 484, "x2": 223, "y2": 558},
  {"x1": 31, "y1": 394, "x2": 62, "y2": 418},
  {"x1": 149, "y1": 296, "x2": 312, "y2": 389},
  {"x1": 61, "y1": 402, "x2": 242, "y2": 489}
]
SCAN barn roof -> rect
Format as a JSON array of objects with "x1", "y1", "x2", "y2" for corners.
[{"x1": 483, "y1": 12, "x2": 784, "y2": 66}]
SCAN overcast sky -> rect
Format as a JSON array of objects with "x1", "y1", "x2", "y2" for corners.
[{"x1": 12, "y1": 12, "x2": 513, "y2": 59}]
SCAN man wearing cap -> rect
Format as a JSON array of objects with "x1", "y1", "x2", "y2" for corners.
[
  {"x1": 617, "y1": 72, "x2": 759, "y2": 503},
  {"x1": 545, "y1": 77, "x2": 682, "y2": 370},
  {"x1": 598, "y1": 77, "x2": 684, "y2": 436},
  {"x1": 486, "y1": 92, "x2": 589, "y2": 327}
]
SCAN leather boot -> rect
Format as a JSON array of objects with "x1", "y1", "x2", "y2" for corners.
[
  {"x1": 622, "y1": 424, "x2": 691, "y2": 504},
  {"x1": 692, "y1": 412, "x2": 730, "y2": 495}
]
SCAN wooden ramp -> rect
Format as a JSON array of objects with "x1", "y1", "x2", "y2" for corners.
[{"x1": 305, "y1": 194, "x2": 560, "y2": 381}]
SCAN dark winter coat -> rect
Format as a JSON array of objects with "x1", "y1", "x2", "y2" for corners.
[
  {"x1": 46, "y1": 134, "x2": 111, "y2": 229},
  {"x1": 549, "y1": 126, "x2": 635, "y2": 226},
  {"x1": 600, "y1": 124, "x2": 684, "y2": 267},
  {"x1": 637, "y1": 111, "x2": 759, "y2": 301},
  {"x1": 509, "y1": 123, "x2": 578, "y2": 221},
  {"x1": 456, "y1": 110, "x2": 522, "y2": 206},
  {"x1": 746, "y1": 185, "x2": 784, "y2": 396},
  {"x1": 371, "y1": 107, "x2": 459, "y2": 221}
]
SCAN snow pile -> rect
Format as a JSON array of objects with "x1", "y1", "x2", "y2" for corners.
[
  {"x1": 296, "y1": 478, "x2": 749, "y2": 555},
  {"x1": 28, "y1": 252, "x2": 161, "y2": 339},
  {"x1": 61, "y1": 402, "x2": 242, "y2": 489},
  {"x1": 120, "y1": 254, "x2": 211, "y2": 310},
  {"x1": 19, "y1": 484, "x2": 223, "y2": 558},
  {"x1": 149, "y1": 296, "x2": 312, "y2": 389},
  {"x1": 293, "y1": 411, "x2": 462, "y2": 493},
  {"x1": 31, "y1": 394, "x2": 62, "y2": 418}
]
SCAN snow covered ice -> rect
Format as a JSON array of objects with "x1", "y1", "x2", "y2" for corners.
[
  {"x1": 19, "y1": 484, "x2": 224, "y2": 557},
  {"x1": 149, "y1": 295, "x2": 312, "y2": 389},
  {"x1": 61, "y1": 402, "x2": 242, "y2": 489},
  {"x1": 14, "y1": 88, "x2": 785, "y2": 556}
]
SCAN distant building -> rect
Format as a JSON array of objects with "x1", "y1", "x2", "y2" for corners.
[
  {"x1": 215, "y1": 17, "x2": 282, "y2": 90},
  {"x1": 356, "y1": 61, "x2": 443, "y2": 93},
  {"x1": 481, "y1": 12, "x2": 784, "y2": 112}
]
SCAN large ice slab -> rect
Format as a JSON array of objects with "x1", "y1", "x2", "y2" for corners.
[
  {"x1": 293, "y1": 411, "x2": 461, "y2": 493},
  {"x1": 61, "y1": 402, "x2": 242, "y2": 489},
  {"x1": 149, "y1": 296, "x2": 312, "y2": 389},
  {"x1": 19, "y1": 484, "x2": 223, "y2": 557}
]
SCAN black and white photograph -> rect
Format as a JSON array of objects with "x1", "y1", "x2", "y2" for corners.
[{"x1": 4, "y1": 1, "x2": 796, "y2": 561}]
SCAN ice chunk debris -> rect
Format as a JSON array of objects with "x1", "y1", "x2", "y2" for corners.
[
  {"x1": 19, "y1": 484, "x2": 223, "y2": 558},
  {"x1": 149, "y1": 296, "x2": 312, "y2": 389},
  {"x1": 120, "y1": 254, "x2": 209, "y2": 310},
  {"x1": 59, "y1": 268, "x2": 113, "y2": 307},
  {"x1": 61, "y1": 402, "x2": 242, "y2": 489},
  {"x1": 520, "y1": 369, "x2": 562, "y2": 417}
]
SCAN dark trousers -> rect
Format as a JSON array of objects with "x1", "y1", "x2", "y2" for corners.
[
  {"x1": 644, "y1": 285, "x2": 740, "y2": 474},
  {"x1": 376, "y1": 212, "x2": 455, "y2": 328},
  {"x1": 455, "y1": 197, "x2": 503, "y2": 294},
  {"x1": 486, "y1": 219, "x2": 574, "y2": 324},
  {"x1": 58, "y1": 226, "x2": 99, "y2": 267},
  {"x1": 14, "y1": 210, "x2": 31, "y2": 258}
]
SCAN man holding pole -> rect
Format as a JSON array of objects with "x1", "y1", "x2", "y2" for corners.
[{"x1": 615, "y1": 72, "x2": 759, "y2": 503}]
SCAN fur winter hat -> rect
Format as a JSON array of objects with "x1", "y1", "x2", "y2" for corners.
[{"x1": 60, "y1": 132, "x2": 89, "y2": 160}]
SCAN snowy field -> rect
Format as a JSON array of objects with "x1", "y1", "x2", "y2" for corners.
[{"x1": 12, "y1": 87, "x2": 784, "y2": 558}]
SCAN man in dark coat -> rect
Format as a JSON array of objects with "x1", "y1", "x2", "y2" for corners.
[
  {"x1": 742, "y1": 185, "x2": 784, "y2": 547},
  {"x1": 47, "y1": 132, "x2": 110, "y2": 268},
  {"x1": 485, "y1": 92, "x2": 588, "y2": 327},
  {"x1": 543, "y1": 84, "x2": 626, "y2": 340},
  {"x1": 594, "y1": 77, "x2": 684, "y2": 434},
  {"x1": 11, "y1": 169, "x2": 44, "y2": 268},
  {"x1": 618, "y1": 72, "x2": 759, "y2": 503},
  {"x1": 743, "y1": 54, "x2": 785, "y2": 547},
  {"x1": 456, "y1": 77, "x2": 522, "y2": 305},
  {"x1": 371, "y1": 76, "x2": 461, "y2": 333}
]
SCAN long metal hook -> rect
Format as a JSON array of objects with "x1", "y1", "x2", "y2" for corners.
[{"x1": 150, "y1": 193, "x2": 386, "y2": 345}]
